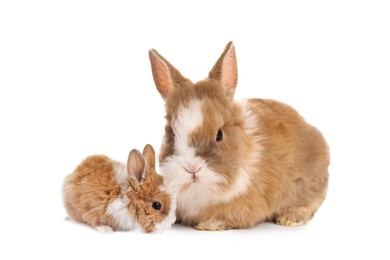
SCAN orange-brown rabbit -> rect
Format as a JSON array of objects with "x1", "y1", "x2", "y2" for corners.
[
  {"x1": 62, "y1": 145, "x2": 176, "y2": 233},
  {"x1": 149, "y1": 42, "x2": 329, "y2": 230}
]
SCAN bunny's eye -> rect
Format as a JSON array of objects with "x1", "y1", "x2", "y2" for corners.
[
  {"x1": 216, "y1": 129, "x2": 223, "y2": 142},
  {"x1": 170, "y1": 132, "x2": 175, "y2": 147},
  {"x1": 152, "y1": 201, "x2": 161, "y2": 211}
]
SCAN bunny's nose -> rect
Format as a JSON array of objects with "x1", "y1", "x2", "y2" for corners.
[{"x1": 184, "y1": 164, "x2": 202, "y2": 174}]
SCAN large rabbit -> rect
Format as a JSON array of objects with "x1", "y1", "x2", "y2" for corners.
[{"x1": 149, "y1": 42, "x2": 329, "y2": 230}]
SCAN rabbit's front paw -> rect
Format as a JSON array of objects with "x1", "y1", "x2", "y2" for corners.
[
  {"x1": 275, "y1": 206, "x2": 313, "y2": 227},
  {"x1": 95, "y1": 225, "x2": 114, "y2": 233},
  {"x1": 195, "y1": 221, "x2": 227, "y2": 231}
]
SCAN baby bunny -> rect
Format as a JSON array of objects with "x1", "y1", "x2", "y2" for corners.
[
  {"x1": 62, "y1": 144, "x2": 176, "y2": 233},
  {"x1": 149, "y1": 42, "x2": 329, "y2": 230}
]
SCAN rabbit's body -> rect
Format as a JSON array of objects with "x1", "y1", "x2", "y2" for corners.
[
  {"x1": 62, "y1": 145, "x2": 176, "y2": 233},
  {"x1": 173, "y1": 98, "x2": 328, "y2": 229},
  {"x1": 149, "y1": 42, "x2": 329, "y2": 230},
  {"x1": 63, "y1": 155, "x2": 137, "y2": 231}
]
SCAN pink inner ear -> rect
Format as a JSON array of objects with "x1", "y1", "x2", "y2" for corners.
[
  {"x1": 127, "y1": 150, "x2": 145, "y2": 182},
  {"x1": 150, "y1": 50, "x2": 173, "y2": 99},
  {"x1": 221, "y1": 45, "x2": 238, "y2": 96}
]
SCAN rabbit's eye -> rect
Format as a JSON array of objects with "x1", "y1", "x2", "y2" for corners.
[
  {"x1": 152, "y1": 201, "x2": 161, "y2": 211},
  {"x1": 216, "y1": 129, "x2": 223, "y2": 142},
  {"x1": 170, "y1": 132, "x2": 175, "y2": 147}
]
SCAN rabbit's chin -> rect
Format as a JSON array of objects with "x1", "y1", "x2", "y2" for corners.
[
  {"x1": 163, "y1": 163, "x2": 252, "y2": 221},
  {"x1": 161, "y1": 155, "x2": 252, "y2": 219}
]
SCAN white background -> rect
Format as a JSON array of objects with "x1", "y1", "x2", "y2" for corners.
[{"x1": 1, "y1": 1, "x2": 389, "y2": 259}]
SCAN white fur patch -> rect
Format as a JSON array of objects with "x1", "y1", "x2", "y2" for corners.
[
  {"x1": 114, "y1": 161, "x2": 128, "y2": 192},
  {"x1": 173, "y1": 99, "x2": 203, "y2": 156},
  {"x1": 175, "y1": 183, "x2": 217, "y2": 218},
  {"x1": 218, "y1": 169, "x2": 251, "y2": 203},
  {"x1": 106, "y1": 198, "x2": 136, "y2": 231},
  {"x1": 238, "y1": 99, "x2": 261, "y2": 135},
  {"x1": 238, "y1": 99, "x2": 264, "y2": 168}
]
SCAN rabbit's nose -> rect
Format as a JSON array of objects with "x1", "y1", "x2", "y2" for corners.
[{"x1": 184, "y1": 164, "x2": 202, "y2": 174}]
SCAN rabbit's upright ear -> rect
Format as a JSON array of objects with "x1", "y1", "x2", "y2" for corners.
[
  {"x1": 142, "y1": 144, "x2": 156, "y2": 175},
  {"x1": 208, "y1": 41, "x2": 238, "y2": 98},
  {"x1": 149, "y1": 49, "x2": 189, "y2": 100},
  {"x1": 127, "y1": 149, "x2": 146, "y2": 183}
]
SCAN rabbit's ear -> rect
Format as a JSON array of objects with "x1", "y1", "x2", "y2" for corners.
[
  {"x1": 149, "y1": 49, "x2": 189, "y2": 100},
  {"x1": 208, "y1": 41, "x2": 238, "y2": 98},
  {"x1": 127, "y1": 149, "x2": 146, "y2": 182},
  {"x1": 142, "y1": 144, "x2": 156, "y2": 176}
]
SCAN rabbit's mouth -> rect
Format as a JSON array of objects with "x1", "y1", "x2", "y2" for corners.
[
  {"x1": 183, "y1": 164, "x2": 204, "y2": 183},
  {"x1": 182, "y1": 163, "x2": 225, "y2": 189},
  {"x1": 185, "y1": 172, "x2": 199, "y2": 184},
  {"x1": 191, "y1": 173, "x2": 198, "y2": 183}
]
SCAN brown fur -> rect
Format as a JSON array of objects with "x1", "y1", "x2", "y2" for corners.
[
  {"x1": 62, "y1": 145, "x2": 174, "y2": 233},
  {"x1": 63, "y1": 155, "x2": 121, "y2": 228},
  {"x1": 149, "y1": 42, "x2": 329, "y2": 230}
]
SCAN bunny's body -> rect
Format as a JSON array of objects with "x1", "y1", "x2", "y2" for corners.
[
  {"x1": 149, "y1": 42, "x2": 329, "y2": 230},
  {"x1": 62, "y1": 145, "x2": 176, "y2": 233}
]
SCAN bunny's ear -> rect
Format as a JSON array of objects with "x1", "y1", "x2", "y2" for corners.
[
  {"x1": 208, "y1": 41, "x2": 238, "y2": 98},
  {"x1": 127, "y1": 149, "x2": 146, "y2": 182},
  {"x1": 142, "y1": 144, "x2": 156, "y2": 172},
  {"x1": 149, "y1": 49, "x2": 188, "y2": 100}
]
